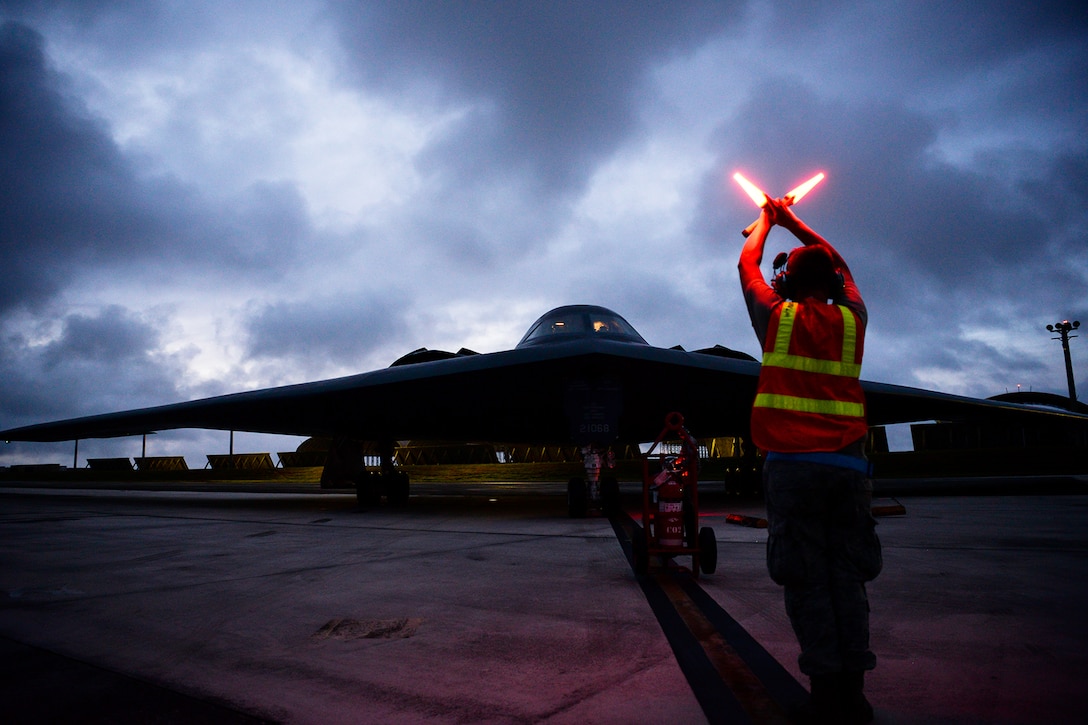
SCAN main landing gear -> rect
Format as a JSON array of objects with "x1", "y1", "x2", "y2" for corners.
[
  {"x1": 355, "y1": 469, "x2": 410, "y2": 507},
  {"x1": 355, "y1": 440, "x2": 410, "y2": 508}
]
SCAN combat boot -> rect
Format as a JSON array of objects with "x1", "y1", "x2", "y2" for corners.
[
  {"x1": 790, "y1": 674, "x2": 841, "y2": 724},
  {"x1": 839, "y1": 671, "x2": 874, "y2": 724}
]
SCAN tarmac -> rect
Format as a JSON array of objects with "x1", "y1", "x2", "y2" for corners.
[{"x1": 1, "y1": 477, "x2": 1086, "y2": 724}]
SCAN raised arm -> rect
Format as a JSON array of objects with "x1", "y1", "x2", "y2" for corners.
[
  {"x1": 770, "y1": 198, "x2": 854, "y2": 280},
  {"x1": 738, "y1": 204, "x2": 773, "y2": 292}
]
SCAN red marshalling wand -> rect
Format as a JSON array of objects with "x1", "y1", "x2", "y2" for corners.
[{"x1": 733, "y1": 171, "x2": 825, "y2": 237}]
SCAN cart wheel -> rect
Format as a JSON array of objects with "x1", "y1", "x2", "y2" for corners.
[
  {"x1": 632, "y1": 529, "x2": 649, "y2": 575},
  {"x1": 698, "y1": 527, "x2": 717, "y2": 575},
  {"x1": 567, "y1": 478, "x2": 588, "y2": 518}
]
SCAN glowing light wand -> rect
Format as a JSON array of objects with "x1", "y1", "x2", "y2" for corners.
[{"x1": 734, "y1": 171, "x2": 825, "y2": 237}]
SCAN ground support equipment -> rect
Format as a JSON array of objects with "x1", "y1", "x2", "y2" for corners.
[{"x1": 633, "y1": 412, "x2": 717, "y2": 577}]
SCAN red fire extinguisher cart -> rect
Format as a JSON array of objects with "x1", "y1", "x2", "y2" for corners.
[{"x1": 634, "y1": 412, "x2": 717, "y2": 577}]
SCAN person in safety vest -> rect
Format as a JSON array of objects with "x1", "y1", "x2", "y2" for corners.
[{"x1": 738, "y1": 196, "x2": 882, "y2": 725}]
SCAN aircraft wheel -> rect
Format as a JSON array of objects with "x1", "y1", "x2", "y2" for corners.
[
  {"x1": 567, "y1": 478, "x2": 588, "y2": 518},
  {"x1": 354, "y1": 472, "x2": 380, "y2": 508},
  {"x1": 698, "y1": 527, "x2": 717, "y2": 575},
  {"x1": 388, "y1": 471, "x2": 410, "y2": 506},
  {"x1": 601, "y1": 476, "x2": 620, "y2": 514}
]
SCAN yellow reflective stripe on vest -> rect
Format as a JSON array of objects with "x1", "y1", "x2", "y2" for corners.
[
  {"x1": 772, "y1": 302, "x2": 797, "y2": 354},
  {"x1": 839, "y1": 305, "x2": 857, "y2": 366},
  {"x1": 762, "y1": 304, "x2": 860, "y2": 378},
  {"x1": 761, "y1": 352, "x2": 861, "y2": 377},
  {"x1": 753, "y1": 393, "x2": 866, "y2": 418}
]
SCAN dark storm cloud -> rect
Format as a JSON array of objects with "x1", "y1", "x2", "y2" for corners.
[
  {"x1": 769, "y1": 1, "x2": 1088, "y2": 79},
  {"x1": 0, "y1": 301, "x2": 230, "y2": 461},
  {"x1": 865, "y1": 1, "x2": 1088, "y2": 76},
  {"x1": 701, "y1": 79, "x2": 1084, "y2": 287},
  {"x1": 40, "y1": 304, "x2": 156, "y2": 369},
  {"x1": 244, "y1": 292, "x2": 413, "y2": 368},
  {"x1": 0, "y1": 21, "x2": 135, "y2": 310},
  {"x1": 694, "y1": 73, "x2": 1087, "y2": 395},
  {"x1": 0, "y1": 305, "x2": 189, "y2": 428},
  {"x1": 2, "y1": 1, "x2": 217, "y2": 60},
  {"x1": 332, "y1": 1, "x2": 742, "y2": 193},
  {"x1": 0, "y1": 21, "x2": 311, "y2": 313}
]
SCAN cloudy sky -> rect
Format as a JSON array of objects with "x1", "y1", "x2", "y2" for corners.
[{"x1": 2, "y1": 1, "x2": 1086, "y2": 465}]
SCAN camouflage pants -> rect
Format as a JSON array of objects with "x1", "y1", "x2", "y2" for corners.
[{"x1": 764, "y1": 459, "x2": 882, "y2": 676}]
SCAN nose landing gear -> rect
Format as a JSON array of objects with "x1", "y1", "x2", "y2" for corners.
[{"x1": 567, "y1": 445, "x2": 619, "y2": 518}]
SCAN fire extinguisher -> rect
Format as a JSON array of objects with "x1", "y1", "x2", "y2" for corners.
[{"x1": 653, "y1": 468, "x2": 685, "y2": 548}]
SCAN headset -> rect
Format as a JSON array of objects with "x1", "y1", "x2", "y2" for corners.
[{"x1": 771, "y1": 248, "x2": 844, "y2": 300}]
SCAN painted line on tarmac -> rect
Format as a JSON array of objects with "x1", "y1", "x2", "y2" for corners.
[{"x1": 609, "y1": 512, "x2": 807, "y2": 724}]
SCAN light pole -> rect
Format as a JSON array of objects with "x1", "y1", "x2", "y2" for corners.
[{"x1": 1045, "y1": 319, "x2": 1080, "y2": 401}]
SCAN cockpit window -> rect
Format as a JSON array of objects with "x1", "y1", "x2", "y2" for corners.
[{"x1": 517, "y1": 306, "x2": 648, "y2": 347}]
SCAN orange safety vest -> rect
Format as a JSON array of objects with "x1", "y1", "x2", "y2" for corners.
[{"x1": 751, "y1": 301, "x2": 868, "y2": 452}]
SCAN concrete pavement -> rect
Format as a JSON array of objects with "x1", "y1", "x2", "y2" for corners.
[{"x1": 1, "y1": 480, "x2": 1086, "y2": 723}]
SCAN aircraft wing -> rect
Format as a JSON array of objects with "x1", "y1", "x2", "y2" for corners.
[{"x1": 4, "y1": 338, "x2": 1087, "y2": 445}]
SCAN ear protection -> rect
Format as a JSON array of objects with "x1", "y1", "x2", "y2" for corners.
[
  {"x1": 771, "y1": 248, "x2": 844, "y2": 300},
  {"x1": 770, "y1": 252, "x2": 791, "y2": 297}
]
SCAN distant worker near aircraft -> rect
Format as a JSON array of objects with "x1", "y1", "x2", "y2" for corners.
[{"x1": 737, "y1": 195, "x2": 882, "y2": 724}]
